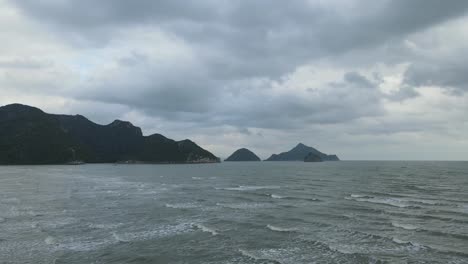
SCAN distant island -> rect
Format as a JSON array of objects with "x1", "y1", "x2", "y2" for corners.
[
  {"x1": 0, "y1": 104, "x2": 220, "y2": 165},
  {"x1": 265, "y1": 143, "x2": 339, "y2": 162},
  {"x1": 225, "y1": 148, "x2": 261, "y2": 161}
]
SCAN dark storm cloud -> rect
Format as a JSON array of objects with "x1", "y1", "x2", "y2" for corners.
[
  {"x1": 10, "y1": 0, "x2": 222, "y2": 28},
  {"x1": 172, "y1": 71, "x2": 386, "y2": 129},
  {"x1": 6, "y1": 0, "x2": 468, "y2": 131},
  {"x1": 11, "y1": 0, "x2": 468, "y2": 70}
]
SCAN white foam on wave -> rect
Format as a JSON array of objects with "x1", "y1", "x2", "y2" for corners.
[
  {"x1": 328, "y1": 244, "x2": 354, "y2": 255},
  {"x1": 216, "y1": 202, "x2": 273, "y2": 210},
  {"x1": 239, "y1": 248, "x2": 300, "y2": 263},
  {"x1": 193, "y1": 223, "x2": 218, "y2": 236},
  {"x1": 392, "y1": 237, "x2": 406, "y2": 244},
  {"x1": 348, "y1": 195, "x2": 410, "y2": 208},
  {"x1": 219, "y1": 185, "x2": 280, "y2": 191},
  {"x1": 2, "y1": 206, "x2": 32, "y2": 218},
  {"x1": 403, "y1": 198, "x2": 440, "y2": 205},
  {"x1": 392, "y1": 237, "x2": 425, "y2": 251},
  {"x1": 239, "y1": 249, "x2": 261, "y2": 260},
  {"x1": 270, "y1": 194, "x2": 284, "y2": 199},
  {"x1": 44, "y1": 236, "x2": 57, "y2": 245},
  {"x1": 392, "y1": 222, "x2": 418, "y2": 230},
  {"x1": 55, "y1": 238, "x2": 113, "y2": 251},
  {"x1": 266, "y1": 224, "x2": 298, "y2": 232},
  {"x1": 57, "y1": 222, "x2": 193, "y2": 251},
  {"x1": 350, "y1": 194, "x2": 369, "y2": 198},
  {"x1": 111, "y1": 223, "x2": 192, "y2": 243},
  {"x1": 88, "y1": 223, "x2": 124, "y2": 229},
  {"x1": 366, "y1": 198, "x2": 410, "y2": 208},
  {"x1": 165, "y1": 203, "x2": 199, "y2": 209},
  {"x1": 42, "y1": 217, "x2": 79, "y2": 229},
  {"x1": 112, "y1": 232, "x2": 128, "y2": 242},
  {"x1": 191, "y1": 177, "x2": 202, "y2": 180}
]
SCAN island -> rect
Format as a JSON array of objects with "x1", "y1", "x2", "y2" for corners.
[
  {"x1": 225, "y1": 148, "x2": 261, "y2": 161},
  {"x1": 265, "y1": 143, "x2": 339, "y2": 162},
  {"x1": 0, "y1": 104, "x2": 220, "y2": 164}
]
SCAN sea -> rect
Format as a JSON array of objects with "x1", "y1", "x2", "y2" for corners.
[{"x1": 0, "y1": 161, "x2": 467, "y2": 263}]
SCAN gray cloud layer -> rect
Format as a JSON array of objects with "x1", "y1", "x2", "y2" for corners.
[{"x1": 2, "y1": 0, "x2": 468, "y2": 159}]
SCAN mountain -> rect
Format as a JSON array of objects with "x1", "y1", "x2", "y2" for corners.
[
  {"x1": 0, "y1": 104, "x2": 220, "y2": 164},
  {"x1": 225, "y1": 148, "x2": 261, "y2": 161},
  {"x1": 265, "y1": 143, "x2": 339, "y2": 162},
  {"x1": 304, "y1": 152, "x2": 323, "y2": 162}
]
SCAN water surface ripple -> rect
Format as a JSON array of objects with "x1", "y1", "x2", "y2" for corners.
[{"x1": 0, "y1": 161, "x2": 467, "y2": 263}]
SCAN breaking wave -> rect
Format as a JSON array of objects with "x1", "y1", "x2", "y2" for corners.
[
  {"x1": 392, "y1": 222, "x2": 418, "y2": 230},
  {"x1": 347, "y1": 195, "x2": 413, "y2": 208},
  {"x1": 193, "y1": 223, "x2": 218, "y2": 236},
  {"x1": 218, "y1": 185, "x2": 280, "y2": 191},
  {"x1": 266, "y1": 224, "x2": 298, "y2": 232}
]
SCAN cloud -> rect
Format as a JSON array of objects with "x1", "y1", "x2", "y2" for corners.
[
  {"x1": 404, "y1": 61, "x2": 468, "y2": 93},
  {"x1": 0, "y1": 57, "x2": 51, "y2": 69},
  {"x1": 1, "y1": 0, "x2": 468, "y2": 159}
]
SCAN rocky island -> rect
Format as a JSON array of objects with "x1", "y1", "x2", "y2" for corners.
[
  {"x1": 225, "y1": 148, "x2": 261, "y2": 161},
  {"x1": 0, "y1": 104, "x2": 220, "y2": 164},
  {"x1": 265, "y1": 143, "x2": 339, "y2": 162}
]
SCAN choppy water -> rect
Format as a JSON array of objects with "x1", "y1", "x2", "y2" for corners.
[{"x1": 0, "y1": 161, "x2": 467, "y2": 263}]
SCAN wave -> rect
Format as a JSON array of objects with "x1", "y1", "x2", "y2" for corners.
[
  {"x1": 239, "y1": 249, "x2": 261, "y2": 260},
  {"x1": 349, "y1": 193, "x2": 445, "y2": 207},
  {"x1": 112, "y1": 232, "x2": 128, "y2": 242},
  {"x1": 55, "y1": 237, "x2": 115, "y2": 251},
  {"x1": 191, "y1": 177, "x2": 202, "y2": 180},
  {"x1": 270, "y1": 194, "x2": 284, "y2": 199},
  {"x1": 44, "y1": 236, "x2": 57, "y2": 245},
  {"x1": 56, "y1": 226, "x2": 184, "y2": 252},
  {"x1": 2, "y1": 197, "x2": 21, "y2": 204},
  {"x1": 300, "y1": 239, "x2": 368, "y2": 258},
  {"x1": 238, "y1": 249, "x2": 282, "y2": 264},
  {"x1": 266, "y1": 193, "x2": 320, "y2": 202},
  {"x1": 458, "y1": 204, "x2": 468, "y2": 213},
  {"x1": 41, "y1": 217, "x2": 79, "y2": 229},
  {"x1": 392, "y1": 222, "x2": 419, "y2": 230},
  {"x1": 347, "y1": 195, "x2": 413, "y2": 208},
  {"x1": 399, "y1": 197, "x2": 448, "y2": 206},
  {"x1": 387, "y1": 210, "x2": 468, "y2": 224},
  {"x1": 266, "y1": 224, "x2": 298, "y2": 232},
  {"x1": 216, "y1": 202, "x2": 274, "y2": 209},
  {"x1": 350, "y1": 194, "x2": 371, "y2": 198},
  {"x1": 88, "y1": 223, "x2": 124, "y2": 229},
  {"x1": 193, "y1": 223, "x2": 218, "y2": 236},
  {"x1": 109, "y1": 223, "x2": 193, "y2": 245},
  {"x1": 422, "y1": 229, "x2": 468, "y2": 241},
  {"x1": 218, "y1": 185, "x2": 280, "y2": 191},
  {"x1": 165, "y1": 203, "x2": 199, "y2": 209},
  {"x1": 392, "y1": 237, "x2": 425, "y2": 250}
]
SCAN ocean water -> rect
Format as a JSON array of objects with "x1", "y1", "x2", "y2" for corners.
[{"x1": 0, "y1": 161, "x2": 467, "y2": 264}]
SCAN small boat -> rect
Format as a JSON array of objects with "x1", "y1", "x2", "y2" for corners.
[{"x1": 66, "y1": 148, "x2": 85, "y2": 165}]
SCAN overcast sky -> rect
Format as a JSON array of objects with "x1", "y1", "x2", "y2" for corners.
[{"x1": 1, "y1": 0, "x2": 468, "y2": 160}]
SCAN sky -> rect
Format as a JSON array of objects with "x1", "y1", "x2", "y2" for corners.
[{"x1": 1, "y1": 0, "x2": 468, "y2": 160}]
